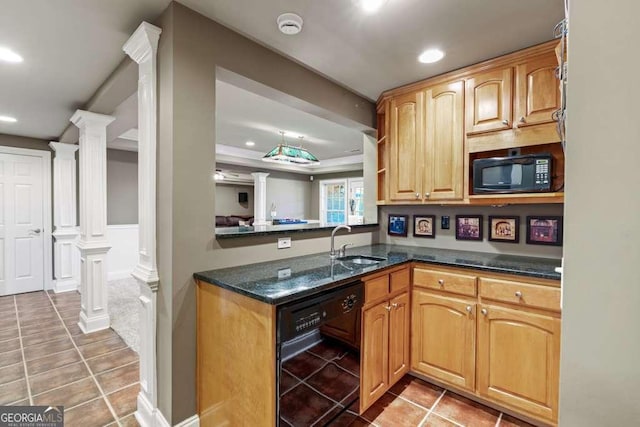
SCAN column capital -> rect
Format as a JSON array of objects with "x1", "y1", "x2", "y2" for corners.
[
  {"x1": 251, "y1": 172, "x2": 270, "y2": 180},
  {"x1": 49, "y1": 142, "x2": 78, "y2": 158},
  {"x1": 123, "y1": 22, "x2": 162, "y2": 64},
  {"x1": 70, "y1": 110, "x2": 115, "y2": 129}
]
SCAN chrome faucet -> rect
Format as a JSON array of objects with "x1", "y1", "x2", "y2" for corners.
[{"x1": 330, "y1": 225, "x2": 352, "y2": 259}]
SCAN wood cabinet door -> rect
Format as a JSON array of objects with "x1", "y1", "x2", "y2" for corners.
[
  {"x1": 388, "y1": 292, "x2": 410, "y2": 386},
  {"x1": 477, "y1": 304, "x2": 560, "y2": 422},
  {"x1": 360, "y1": 301, "x2": 390, "y2": 412},
  {"x1": 424, "y1": 80, "x2": 464, "y2": 200},
  {"x1": 411, "y1": 290, "x2": 476, "y2": 390},
  {"x1": 465, "y1": 68, "x2": 513, "y2": 134},
  {"x1": 389, "y1": 91, "x2": 423, "y2": 201},
  {"x1": 515, "y1": 53, "x2": 561, "y2": 127}
]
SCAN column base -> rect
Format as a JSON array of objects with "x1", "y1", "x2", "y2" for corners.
[
  {"x1": 78, "y1": 310, "x2": 110, "y2": 334},
  {"x1": 53, "y1": 277, "x2": 79, "y2": 293}
]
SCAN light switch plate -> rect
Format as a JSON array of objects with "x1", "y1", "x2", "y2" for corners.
[
  {"x1": 441, "y1": 216, "x2": 450, "y2": 230},
  {"x1": 277, "y1": 237, "x2": 292, "y2": 249}
]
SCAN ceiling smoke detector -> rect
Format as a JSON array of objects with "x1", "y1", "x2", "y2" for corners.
[{"x1": 277, "y1": 13, "x2": 303, "y2": 35}]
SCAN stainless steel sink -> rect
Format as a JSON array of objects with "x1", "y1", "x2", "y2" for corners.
[{"x1": 337, "y1": 255, "x2": 387, "y2": 265}]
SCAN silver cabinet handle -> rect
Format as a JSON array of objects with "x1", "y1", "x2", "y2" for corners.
[
  {"x1": 466, "y1": 305, "x2": 472, "y2": 313},
  {"x1": 515, "y1": 291, "x2": 522, "y2": 298},
  {"x1": 519, "y1": 116, "x2": 526, "y2": 123},
  {"x1": 425, "y1": 192, "x2": 430, "y2": 198},
  {"x1": 502, "y1": 119, "x2": 509, "y2": 125},
  {"x1": 30, "y1": 228, "x2": 42, "y2": 234},
  {"x1": 481, "y1": 308, "x2": 488, "y2": 316},
  {"x1": 438, "y1": 279, "x2": 444, "y2": 286},
  {"x1": 385, "y1": 305, "x2": 392, "y2": 311},
  {"x1": 391, "y1": 303, "x2": 399, "y2": 309},
  {"x1": 415, "y1": 193, "x2": 420, "y2": 199}
]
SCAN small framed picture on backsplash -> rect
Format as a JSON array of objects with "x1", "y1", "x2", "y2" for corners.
[
  {"x1": 488, "y1": 216, "x2": 520, "y2": 244},
  {"x1": 455, "y1": 215, "x2": 483, "y2": 241},
  {"x1": 388, "y1": 214, "x2": 408, "y2": 237},
  {"x1": 413, "y1": 215, "x2": 435, "y2": 238},
  {"x1": 526, "y1": 216, "x2": 563, "y2": 246}
]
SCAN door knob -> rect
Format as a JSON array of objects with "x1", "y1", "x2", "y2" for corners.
[{"x1": 29, "y1": 228, "x2": 42, "y2": 234}]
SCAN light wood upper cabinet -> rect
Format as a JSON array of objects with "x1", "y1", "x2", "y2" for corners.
[
  {"x1": 389, "y1": 91, "x2": 423, "y2": 201},
  {"x1": 388, "y1": 292, "x2": 410, "y2": 385},
  {"x1": 477, "y1": 304, "x2": 560, "y2": 423},
  {"x1": 360, "y1": 301, "x2": 389, "y2": 411},
  {"x1": 411, "y1": 289, "x2": 476, "y2": 391},
  {"x1": 515, "y1": 53, "x2": 562, "y2": 127},
  {"x1": 424, "y1": 80, "x2": 464, "y2": 200},
  {"x1": 465, "y1": 68, "x2": 513, "y2": 134}
]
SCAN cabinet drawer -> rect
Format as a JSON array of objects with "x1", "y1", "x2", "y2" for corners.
[
  {"x1": 365, "y1": 275, "x2": 390, "y2": 302},
  {"x1": 390, "y1": 268, "x2": 410, "y2": 293},
  {"x1": 479, "y1": 278, "x2": 560, "y2": 311},
  {"x1": 413, "y1": 268, "x2": 477, "y2": 297}
]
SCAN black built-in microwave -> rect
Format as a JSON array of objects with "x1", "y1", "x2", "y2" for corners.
[{"x1": 473, "y1": 153, "x2": 552, "y2": 194}]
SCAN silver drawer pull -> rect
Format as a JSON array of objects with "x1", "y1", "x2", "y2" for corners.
[
  {"x1": 466, "y1": 305, "x2": 472, "y2": 313},
  {"x1": 515, "y1": 291, "x2": 523, "y2": 298},
  {"x1": 438, "y1": 279, "x2": 444, "y2": 286},
  {"x1": 481, "y1": 308, "x2": 488, "y2": 316}
]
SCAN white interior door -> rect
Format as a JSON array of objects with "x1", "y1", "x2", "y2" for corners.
[{"x1": 0, "y1": 152, "x2": 45, "y2": 296}]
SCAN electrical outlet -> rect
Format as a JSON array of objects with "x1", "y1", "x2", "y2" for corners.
[
  {"x1": 278, "y1": 268, "x2": 292, "y2": 279},
  {"x1": 277, "y1": 237, "x2": 292, "y2": 249},
  {"x1": 441, "y1": 216, "x2": 450, "y2": 230}
]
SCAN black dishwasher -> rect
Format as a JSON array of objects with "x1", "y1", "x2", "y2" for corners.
[{"x1": 277, "y1": 281, "x2": 363, "y2": 426}]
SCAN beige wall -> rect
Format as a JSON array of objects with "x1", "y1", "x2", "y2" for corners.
[
  {"x1": 106, "y1": 149, "x2": 138, "y2": 225},
  {"x1": 378, "y1": 204, "x2": 563, "y2": 258},
  {"x1": 155, "y1": 3, "x2": 377, "y2": 423},
  {"x1": 559, "y1": 1, "x2": 640, "y2": 425},
  {"x1": 214, "y1": 184, "x2": 253, "y2": 217}
]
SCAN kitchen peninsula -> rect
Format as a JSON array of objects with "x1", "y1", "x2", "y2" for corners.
[{"x1": 195, "y1": 244, "x2": 561, "y2": 426}]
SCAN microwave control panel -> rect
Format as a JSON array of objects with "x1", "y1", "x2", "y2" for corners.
[{"x1": 535, "y1": 159, "x2": 550, "y2": 188}]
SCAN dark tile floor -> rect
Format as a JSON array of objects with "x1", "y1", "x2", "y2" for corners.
[
  {"x1": 280, "y1": 339, "x2": 535, "y2": 427},
  {"x1": 0, "y1": 291, "x2": 140, "y2": 427}
]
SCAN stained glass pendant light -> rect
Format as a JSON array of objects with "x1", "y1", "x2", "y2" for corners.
[{"x1": 262, "y1": 131, "x2": 319, "y2": 165}]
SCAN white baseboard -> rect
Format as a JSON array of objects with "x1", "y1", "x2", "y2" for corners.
[
  {"x1": 52, "y1": 278, "x2": 78, "y2": 293},
  {"x1": 136, "y1": 392, "x2": 199, "y2": 427}
]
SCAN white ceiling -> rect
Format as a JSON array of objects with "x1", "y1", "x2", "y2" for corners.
[
  {"x1": 0, "y1": 0, "x2": 171, "y2": 140},
  {"x1": 216, "y1": 80, "x2": 363, "y2": 161},
  {"x1": 0, "y1": 0, "x2": 563, "y2": 141},
  {"x1": 178, "y1": 0, "x2": 564, "y2": 100}
]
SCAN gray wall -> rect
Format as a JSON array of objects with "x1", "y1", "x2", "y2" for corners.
[
  {"x1": 155, "y1": 3, "x2": 377, "y2": 423},
  {"x1": 379, "y1": 204, "x2": 563, "y2": 259},
  {"x1": 106, "y1": 149, "x2": 138, "y2": 225},
  {"x1": 215, "y1": 184, "x2": 253, "y2": 216},
  {"x1": 0, "y1": 134, "x2": 52, "y2": 152},
  {"x1": 559, "y1": 1, "x2": 640, "y2": 425},
  {"x1": 266, "y1": 174, "x2": 311, "y2": 219}
]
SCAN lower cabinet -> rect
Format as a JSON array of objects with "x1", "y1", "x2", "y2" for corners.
[
  {"x1": 410, "y1": 264, "x2": 561, "y2": 425},
  {"x1": 411, "y1": 290, "x2": 476, "y2": 391},
  {"x1": 477, "y1": 304, "x2": 561, "y2": 422},
  {"x1": 360, "y1": 267, "x2": 410, "y2": 413}
]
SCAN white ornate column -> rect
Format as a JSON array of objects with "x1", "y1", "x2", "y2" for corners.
[
  {"x1": 123, "y1": 21, "x2": 162, "y2": 427},
  {"x1": 252, "y1": 172, "x2": 270, "y2": 225},
  {"x1": 70, "y1": 110, "x2": 114, "y2": 334},
  {"x1": 49, "y1": 142, "x2": 80, "y2": 293}
]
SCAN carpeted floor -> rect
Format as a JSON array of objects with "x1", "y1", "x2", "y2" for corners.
[{"x1": 108, "y1": 277, "x2": 140, "y2": 353}]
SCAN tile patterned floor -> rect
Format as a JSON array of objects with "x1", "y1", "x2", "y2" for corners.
[
  {"x1": 326, "y1": 376, "x2": 536, "y2": 427},
  {"x1": 280, "y1": 339, "x2": 535, "y2": 427},
  {"x1": 0, "y1": 291, "x2": 140, "y2": 427}
]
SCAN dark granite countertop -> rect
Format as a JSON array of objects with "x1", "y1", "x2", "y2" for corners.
[
  {"x1": 193, "y1": 244, "x2": 562, "y2": 305},
  {"x1": 215, "y1": 222, "x2": 379, "y2": 238}
]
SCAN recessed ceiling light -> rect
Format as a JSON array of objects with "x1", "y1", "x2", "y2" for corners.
[
  {"x1": 0, "y1": 47, "x2": 23, "y2": 63},
  {"x1": 360, "y1": 0, "x2": 387, "y2": 13},
  {"x1": 245, "y1": 141, "x2": 255, "y2": 147},
  {"x1": 0, "y1": 115, "x2": 17, "y2": 123},
  {"x1": 418, "y1": 49, "x2": 445, "y2": 64}
]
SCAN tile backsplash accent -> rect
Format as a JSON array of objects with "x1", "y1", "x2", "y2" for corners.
[{"x1": 379, "y1": 204, "x2": 563, "y2": 259}]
